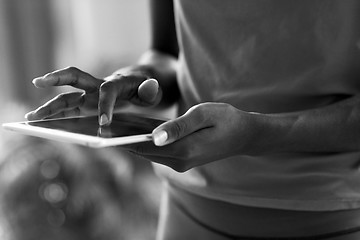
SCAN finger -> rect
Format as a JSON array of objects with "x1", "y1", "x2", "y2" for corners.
[
  {"x1": 128, "y1": 153, "x2": 187, "y2": 172},
  {"x1": 124, "y1": 140, "x2": 176, "y2": 157},
  {"x1": 97, "y1": 126, "x2": 113, "y2": 138},
  {"x1": 25, "y1": 92, "x2": 84, "y2": 120},
  {"x1": 152, "y1": 104, "x2": 213, "y2": 146},
  {"x1": 46, "y1": 107, "x2": 81, "y2": 119},
  {"x1": 137, "y1": 78, "x2": 162, "y2": 105},
  {"x1": 142, "y1": 155, "x2": 191, "y2": 172},
  {"x1": 32, "y1": 67, "x2": 103, "y2": 92},
  {"x1": 125, "y1": 142, "x2": 194, "y2": 172},
  {"x1": 98, "y1": 77, "x2": 140, "y2": 126},
  {"x1": 98, "y1": 81, "x2": 120, "y2": 126}
]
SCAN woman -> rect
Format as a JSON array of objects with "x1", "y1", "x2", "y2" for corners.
[{"x1": 26, "y1": 0, "x2": 360, "y2": 239}]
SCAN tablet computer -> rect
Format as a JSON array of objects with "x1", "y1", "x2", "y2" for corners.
[{"x1": 2, "y1": 113, "x2": 167, "y2": 148}]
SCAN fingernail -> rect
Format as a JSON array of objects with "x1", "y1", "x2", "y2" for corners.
[
  {"x1": 99, "y1": 114, "x2": 109, "y2": 126},
  {"x1": 32, "y1": 76, "x2": 42, "y2": 83},
  {"x1": 153, "y1": 130, "x2": 168, "y2": 146},
  {"x1": 32, "y1": 77, "x2": 42, "y2": 87}
]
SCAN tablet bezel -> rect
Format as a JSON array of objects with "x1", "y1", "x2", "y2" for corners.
[{"x1": 2, "y1": 113, "x2": 166, "y2": 148}]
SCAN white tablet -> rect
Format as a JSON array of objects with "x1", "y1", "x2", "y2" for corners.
[{"x1": 2, "y1": 113, "x2": 167, "y2": 148}]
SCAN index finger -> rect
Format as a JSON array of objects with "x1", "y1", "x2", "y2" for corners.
[{"x1": 32, "y1": 67, "x2": 103, "y2": 92}]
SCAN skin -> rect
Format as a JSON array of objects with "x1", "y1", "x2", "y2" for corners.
[{"x1": 26, "y1": 0, "x2": 360, "y2": 172}]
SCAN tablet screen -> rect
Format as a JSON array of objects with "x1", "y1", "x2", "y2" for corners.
[{"x1": 25, "y1": 113, "x2": 165, "y2": 138}]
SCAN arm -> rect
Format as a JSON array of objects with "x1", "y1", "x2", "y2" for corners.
[
  {"x1": 254, "y1": 95, "x2": 360, "y2": 154},
  {"x1": 149, "y1": 0, "x2": 178, "y2": 58},
  {"x1": 26, "y1": 0, "x2": 179, "y2": 123},
  {"x1": 124, "y1": 96, "x2": 360, "y2": 172},
  {"x1": 112, "y1": 0, "x2": 179, "y2": 107},
  {"x1": 143, "y1": 0, "x2": 179, "y2": 105}
]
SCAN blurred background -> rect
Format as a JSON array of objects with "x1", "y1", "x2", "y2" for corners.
[{"x1": 0, "y1": 1, "x2": 165, "y2": 239}]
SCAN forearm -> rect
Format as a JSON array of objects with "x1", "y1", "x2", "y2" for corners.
[
  {"x1": 149, "y1": 0, "x2": 178, "y2": 58},
  {"x1": 250, "y1": 95, "x2": 360, "y2": 155}
]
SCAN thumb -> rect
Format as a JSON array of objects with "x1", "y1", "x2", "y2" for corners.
[
  {"x1": 137, "y1": 78, "x2": 161, "y2": 105},
  {"x1": 152, "y1": 105, "x2": 211, "y2": 146}
]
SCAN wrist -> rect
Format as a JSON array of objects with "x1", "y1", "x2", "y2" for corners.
[
  {"x1": 108, "y1": 49, "x2": 178, "y2": 80},
  {"x1": 138, "y1": 49, "x2": 178, "y2": 71},
  {"x1": 244, "y1": 112, "x2": 295, "y2": 156}
]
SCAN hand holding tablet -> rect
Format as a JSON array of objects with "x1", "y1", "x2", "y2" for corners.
[{"x1": 25, "y1": 67, "x2": 162, "y2": 124}]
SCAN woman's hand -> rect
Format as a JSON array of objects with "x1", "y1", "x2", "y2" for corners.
[
  {"x1": 25, "y1": 50, "x2": 178, "y2": 125},
  {"x1": 125, "y1": 102, "x2": 263, "y2": 172},
  {"x1": 25, "y1": 66, "x2": 162, "y2": 125}
]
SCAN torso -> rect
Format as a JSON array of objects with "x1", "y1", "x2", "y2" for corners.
[{"x1": 154, "y1": 0, "x2": 360, "y2": 211}]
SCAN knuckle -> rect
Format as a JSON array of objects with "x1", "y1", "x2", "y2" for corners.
[
  {"x1": 65, "y1": 66, "x2": 81, "y2": 85},
  {"x1": 65, "y1": 66, "x2": 79, "y2": 73},
  {"x1": 188, "y1": 103, "x2": 211, "y2": 127},
  {"x1": 217, "y1": 102, "x2": 234, "y2": 112},
  {"x1": 197, "y1": 102, "x2": 235, "y2": 125},
  {"x1": 79, "y1": 92, "x2": 86, "y2": 105},
  {"x1": 55, "y1": 93, "x2": 70, "y2": 108},
  {"x1": 170, "y1": 120, "x2": 187, "y2": 140},
  {"x1": 222, "y1": 103, "x2": 238, "y2": 120},
  {"x1": 222, "y1": 102, "x2": 236, "y2": 111},
  {"x1": 100, "y1": 81, "x2": 116, "y2": 93},
  {"x1": 56, "y1": 92, "x2": 67, "y2": 99},
  {"x1": 194, "y1": 104, "x2": 208, "y2": 124},
  {"x1": 62, "y1": 111, "x2": 70, "y2": 118},
  {"x1": 74, "y1": 107, "x2": 81, "y2": 116},
  {"x1": 37, "y1": 107, "x2": 52, "y2": 117},
  {"x1": 194, "y1": 103, "x2": 208, "y2": 113}
]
